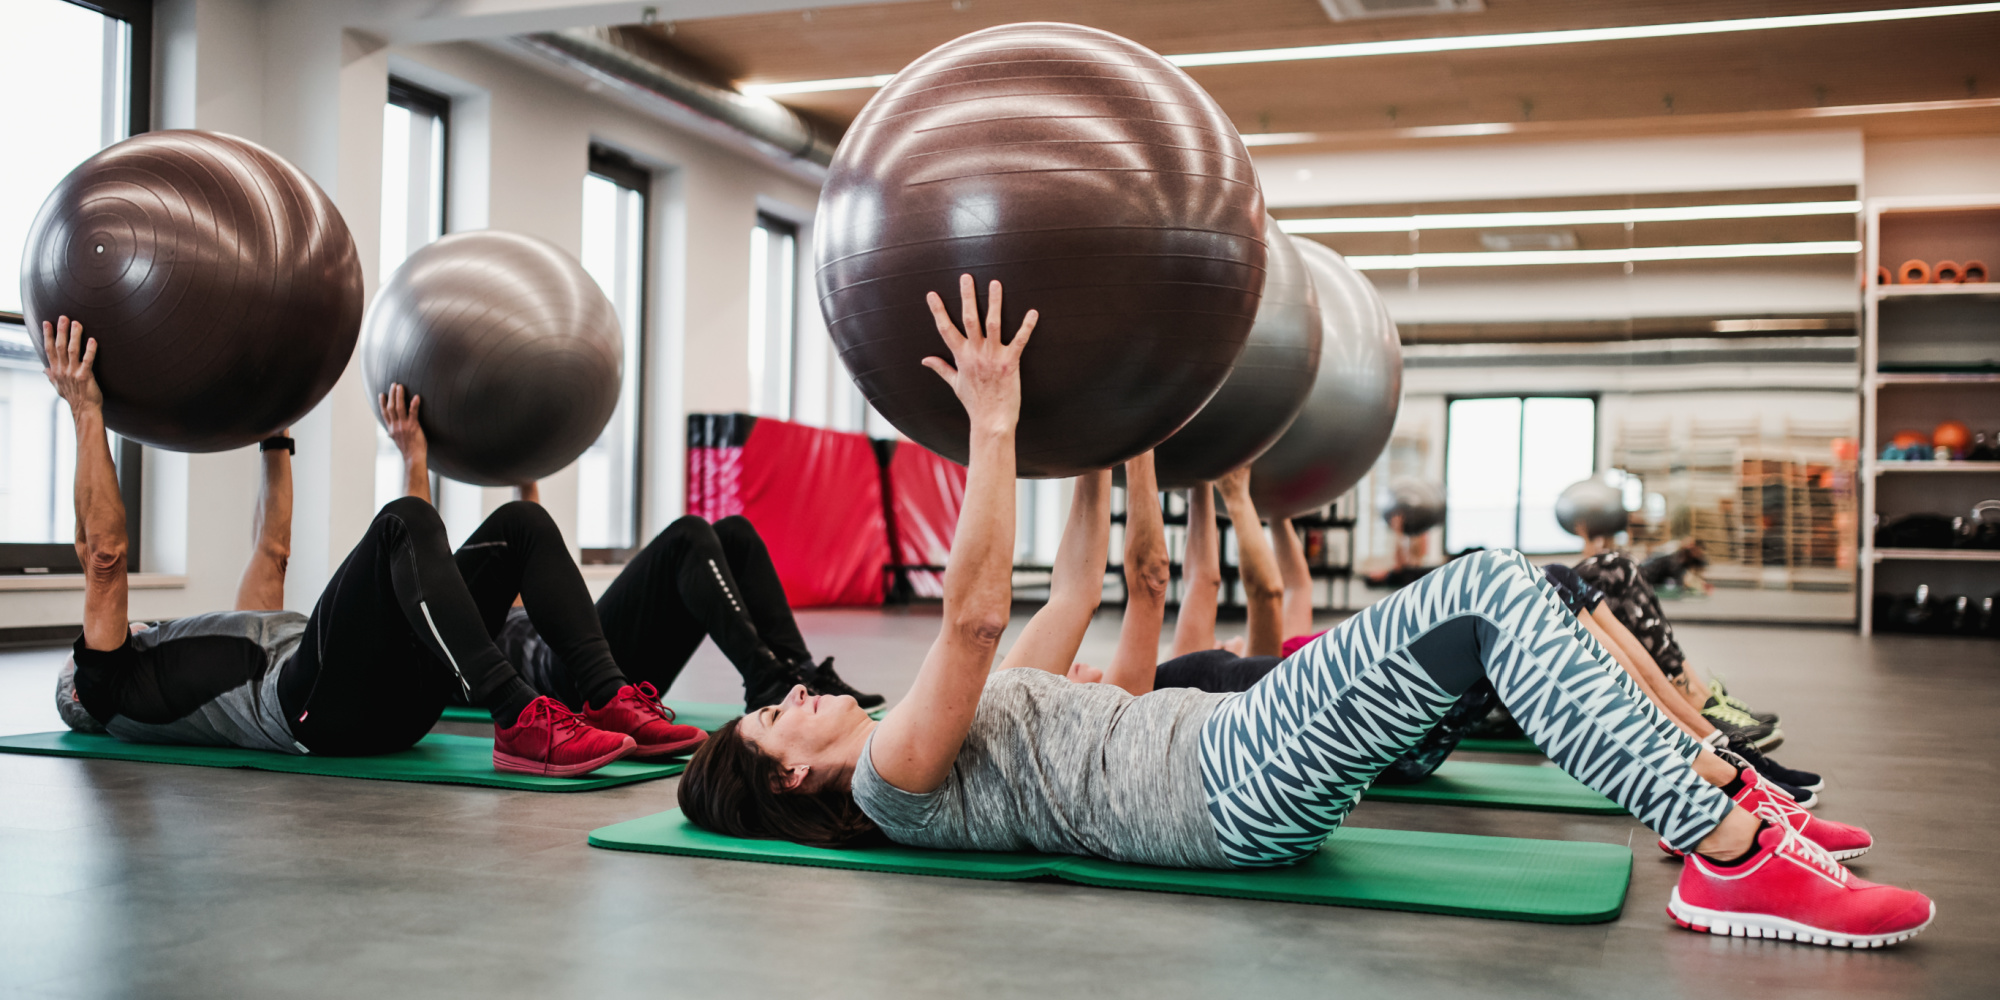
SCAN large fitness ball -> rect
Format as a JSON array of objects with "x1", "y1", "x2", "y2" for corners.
[
  {"x1": 361, "y1": 231, "x2": 622, "y2": 486},
  {"x1": 20, "y1": 130, "x2": 363, "y2": 452},
  {"x1": 1250, "y1": 239, "x2": 1403, "y2": 518},
  {"x1": 816, "y1": 22, "x2": 1266, "y2": 478},
  {"x1": 1555, "y1": 477, "x2": 1629, "y2": 539},
  {"x1": 1378, "y1": 478, "x2": 1445, "y2": 536},
  {"x1": 1152, "y1": 215, "x2": 1322, "y2": 489}
]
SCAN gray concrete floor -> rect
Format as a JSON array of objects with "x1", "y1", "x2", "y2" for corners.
[{"x1": 1, "y1": 611, "x2": 1992, "y2": 999}]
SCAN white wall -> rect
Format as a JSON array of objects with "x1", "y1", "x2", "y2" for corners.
[{"x1": 0, "y1": 0, "x2": 823, "y2": 628}]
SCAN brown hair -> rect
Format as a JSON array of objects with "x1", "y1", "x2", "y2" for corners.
[{"x1": 677, "y1": 718, "x2": 884, "y2": 850}]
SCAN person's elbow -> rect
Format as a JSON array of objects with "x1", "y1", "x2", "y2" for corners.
[
  {"x1": 1128, "y1": 555, "x2": 1172, "y2": 603},
  {"x1": 84, "y1": 540, "x2": 128, "y2": 582},
  {"x1": 1242, "y1": 574, "x2": 1285, "y2": 605},
  {"x1": 948, "y1": 611, "x2": 1010, "y2": 648},
  {"x1": 256, "y1": 539, "x2": 291, "y2": 572}
]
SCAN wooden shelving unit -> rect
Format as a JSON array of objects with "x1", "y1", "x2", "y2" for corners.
[{"x1": 1858, "y1": 195, "x2": 2000, "y2": 636}]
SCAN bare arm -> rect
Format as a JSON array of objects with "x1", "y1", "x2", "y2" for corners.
[
  {"x1": 378, "y1": 384, "x2": 430, "y2": 504},
  {"x1": 45, "y1": 319, "x2": 127, "y2": 651},
  {"x1": 868, "y1": 276, "x2": 1035, "y2": 793},
  {"x1": 233, "y1": 431, "x2": 293, "y2": 611},
  {"x1": 999, "y1": 469, "x2": 1110, "y2": 675},
  {"x1": 1217, "y1": 468, "x2": 1284, "y2": 657},
  {"x1": 1271, "y1": 516, "x2": 1315, "y2": 639},
  {"x1": 1170, "y1": 484, "x2": 1220, "y2": 656},
  {"x1": 1581, "y1": 605, "x2": 1715, "y2": 740},
  {"x1": 1101, "y1": 452, "x2": 1168, "y2": 695},
  {"x1": 516, "y1": 481, "x2": 540, "y2": 504}
]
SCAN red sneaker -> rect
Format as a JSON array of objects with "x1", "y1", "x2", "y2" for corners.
[
  {"x1": 582, "y1": 682, "x2": 707, "y2": 758},
  {"x1": 1671, "y1": 822, "x2": 1934, "y2": 948},
  {"x1": 1661, "y1": 767, "x2": 1873, "y2": 860},
  {"x1": 493, "y1": 696, "x2": 635, "y2": 777}
]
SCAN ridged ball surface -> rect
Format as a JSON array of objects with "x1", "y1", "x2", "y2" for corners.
[
  {"x1": 816, "y1": 22, "x2": 1266, "y2": 478},
  {"x1": 1153, "y1": 214, "x2": 1321, "y2": 488},
  {"x1": 20, "y1": 130, "x2": 362, "y2": 452},
  {"x1": 1377, "y1": 478, "x2": 1445, "y2": 536},
  {"x1": 361, "y1": 231, "x2": 622, "y2": 486},
  {"x1": 1250, "y1": 239, "x2": 1403, "y2": 519},
  {"x1": 1555, "y1": 477, "x2": 1629, "y2": 538}
]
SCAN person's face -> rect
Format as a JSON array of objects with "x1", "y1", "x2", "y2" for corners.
[{"x1": 736, "y1": 684, "x2": 871, "y2": 791}]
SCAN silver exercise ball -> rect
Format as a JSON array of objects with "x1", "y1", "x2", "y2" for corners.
[
  {"x1": 1555, "y1": 477, "x2": 1629, "y2": 539},
  {"x1": 1152, "y1": 214, "x2": 1323, "y2": 489},
  {"x1": 1378, "y1": 478, "x2": 1445, "y2": 536},
  {"x1": 361, "y1": 231, "x2": 623, "y2": 486},
  {"x1": 1249, "y1": 239, "x2": 1403, "y2": 519}
]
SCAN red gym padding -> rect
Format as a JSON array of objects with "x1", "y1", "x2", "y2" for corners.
[
  {"x1": 686, "y1": 414, "x2": 888, "y2": 608},
  {"x1": 883, "y1": 441, "x2": 967, "y2": 599}
]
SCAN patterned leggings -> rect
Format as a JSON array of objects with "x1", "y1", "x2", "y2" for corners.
[{"x1": 1199, "y1": 549, "x2": 1730, "y2": 867}]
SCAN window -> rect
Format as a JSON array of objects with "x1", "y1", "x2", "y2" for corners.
[
  {"x1": 576, "y1": 146, "x2": 649, "y2": 559},
  {"x1": 0, "y1": 0, "x2": 148, "y2": 570},
  {"x1": 374, "y1": 78, "x2": 452, "y2": 516},
  {"x1": 748, "y1": 213, "x2": 798, "y2": 420},
  {"x1": 1444, "y1": 396, "x2": 1597, "y2": 554}
]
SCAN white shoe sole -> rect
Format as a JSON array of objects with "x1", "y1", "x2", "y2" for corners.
[{"x1": 1668, "y1": 889, "x2": 1933, "y2": 948}]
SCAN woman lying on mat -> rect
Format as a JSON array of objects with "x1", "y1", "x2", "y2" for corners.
[
  {"x1": 693, "y1": 277, "x2": 1933, "y2": 943},
  {"x1": 678, "y1": 277, "x2": 1932, "y2": 948},
  {"x1": 44, "y1": 317, "x2": 688, "y2": 778},
  {"x1": 378, "y1": 393, "x2": 880, "y2": 714},
  {"x1": 1087, "y1": 484, "x2": 1823, "y2": 804}
]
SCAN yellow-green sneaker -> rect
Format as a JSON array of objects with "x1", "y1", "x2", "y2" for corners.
[{"x1": 1709, "y1": 676, "x2": 1780, "y2": 726}]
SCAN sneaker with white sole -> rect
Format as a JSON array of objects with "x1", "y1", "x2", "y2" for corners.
[
  {"x1": 1671, "y1": 822, "x2": 1933, "y2": 948},
  {"x1": 1662, "y1": 766, "x2": 1871, "y2": 860}
]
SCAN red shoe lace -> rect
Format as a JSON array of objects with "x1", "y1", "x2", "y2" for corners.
[
  {"x1": 517, "y1": 696, "x2": 589, "y2": 735},
  {"x1": 625, "y1": 682, "x2": 676, "y2": 724}
]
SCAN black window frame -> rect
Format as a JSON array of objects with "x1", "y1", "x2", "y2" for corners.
[
  {"x1": 385, "y1": 76, "x2": 453, "y2": 237},
  {"x1": 581, "y1": 143, "x2": 651, "y2": 565},
  {"x1": 1441, "y1": 392, "x2": 1601, "y2": 556},
  {"x1": 0, "y1": 0, "x2": 151, "y2": 576}
]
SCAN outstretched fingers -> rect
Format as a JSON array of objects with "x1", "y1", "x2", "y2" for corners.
[{"x1": 959, "y1": 272, "x2": 980, "y2": 342}]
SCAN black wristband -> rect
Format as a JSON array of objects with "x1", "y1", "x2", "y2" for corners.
[{"x1": 260, "y1": 435, "x2": 295, "y2": 454}]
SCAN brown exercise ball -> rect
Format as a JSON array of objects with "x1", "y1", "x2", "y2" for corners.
[
  {"x1": 361, "y1": 231, "x2": 623, "y2": 486},
  {"x1": 20, "y1": 130, "x2": 363, "y2": 452},
  {"x1": 815, "y1": 22, "x2": 1266, "y2": 478},
  {"x1": 1898, "y1": 259, "x2": 1931, "y2": 284},
  {"x1": 1248, "y1": 239, "x2": 1404, "y2": 519},
  {"x1": 1151, "y1": 215, "x2": 1323, "y2": 489}
]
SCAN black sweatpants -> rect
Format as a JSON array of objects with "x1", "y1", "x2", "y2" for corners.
[
  {"x1": 1151, "y1": 647, "x2": 1500, "y2": 784},
  {"x1": 587, "y1": 515, "x2": 808, "y2": 696},
  {"x1": 278, "y1": 498, "x2": 615, "y2": 755}
]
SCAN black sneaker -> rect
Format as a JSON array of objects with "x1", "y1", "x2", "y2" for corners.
[
  {"x1": 1713, "y1": 745, "x2": 1819, "y2": 809},
  {"x1": 1725, "y1": 736, "x2": 1825, "y2": 794},
  {"x1": 803, "y1": 656, "x2": 885, "y2": 710},
  {"x1": 1702, "y1": 696, "x2": 1783, "y2": 752}
]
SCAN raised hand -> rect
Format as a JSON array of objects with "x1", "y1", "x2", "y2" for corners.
[
  {"x1": 922, "y1": 274, "x2": 1037, "y2": 433},
  {"x1": 1215, "y1": 464, "x2": 1252, "y2": 501},
  {"x1": 42, "y1": 317, "x2": 103, "y2": 416},
  {"x1": 378, "y1": 383, "x2": 427, "y2": 465}
]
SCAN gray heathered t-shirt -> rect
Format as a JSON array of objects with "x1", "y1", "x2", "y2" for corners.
[
  {"x1": 55, "y1": 611, "x2": 308, "y2": 755},
  {"x1": 850, "y1": 668, "x2": 1231, "y2": 869}
]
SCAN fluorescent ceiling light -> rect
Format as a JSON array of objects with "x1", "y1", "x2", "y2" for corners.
[
  {"x1": 1344, "y1": 240, "x2": 1860, "y2": 269},
  {"x1": 1168, "y1": 3, "x2": 2000, "y2": 67},
  {"x1": 736, "y1": 4, "x2": 2000, "y2": 94},
  {"x1": 741, "y1": 73, "x2": 894, "y2": 96},
  {"x1": 1282, "y1": 201, "x2": 1860, "y2": 233}
]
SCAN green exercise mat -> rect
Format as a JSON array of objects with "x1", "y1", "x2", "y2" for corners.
[
  {"x1": 1454, "y1": 737, "x2": 1542, "y2": 754},
  {"x1": 437, "y1": 701, "x2": 882, "y2": 731},
  {"x1": 589, "y1": 809, "x2": 1632, "y2": 924},
  {"x1": 0, "y1": 730, "x2": 684, "y2": 791},
  {"x1": 1363, "y1": 760, "x2": 1620, "y2": 814}
]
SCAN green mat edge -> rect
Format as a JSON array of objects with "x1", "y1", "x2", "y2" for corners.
[
  {"x1": 1363, "y1": 761, "x2": 1623, "y2": 815},
  {"x1": 587, "y1": 810, "x2": 1632, "y2": 925},
  {"x1": 1454, "y1": 737, "x2": 1542, "y2": 754},
  {"x1": 0, "y1": 730, "x2": 685, "y2": 792}
]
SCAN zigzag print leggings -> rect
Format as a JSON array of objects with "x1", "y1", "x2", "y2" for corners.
[{"x1": 1200, "y1": 549, "x2": 1733, "y2": 867}]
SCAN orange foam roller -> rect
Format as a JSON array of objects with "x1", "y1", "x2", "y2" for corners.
[
  {"x1": 1934, "y1": 260, "x2": 1964, "y2": 283},
  {"x1": 1898, "y1": 259, "x2": 1931, "y2": 284},
  {"x1": 1876, "y1": 265, "x2": 1892, "y2": 285},
  {"x1": 1963, "y1": 260, "x2": 1988, "y2": 283}
]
